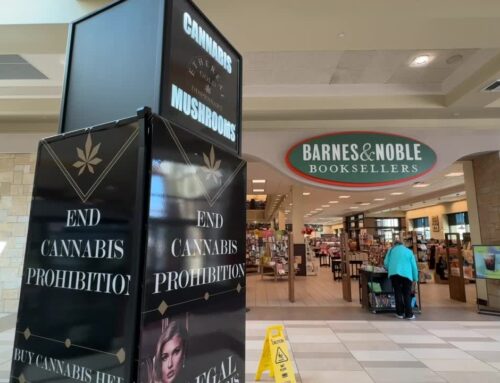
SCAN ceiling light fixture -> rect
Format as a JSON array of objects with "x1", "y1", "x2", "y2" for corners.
[
  {"x1": 374, "y1": 198, "x2": 386, "y2": 201},
  {"x1": 252, "y1": 179, "x2": 266, "y2": 183},
  {"x1": 321, "y1": 205, "x2": 330, "y2": 208},
  {"x1": 253, "y1": 189, "x2": 265, "y2": 193},
  {"x1": 329, "y1": 201, "x2": 339, "y2": 204},
  {"x1": 339, "y1": 195, "x2": 350, "y2": 199},
  {"x1": 349, "y1": 206, "x2": 359, "y2": 209},
  {"x1": 302, "y1": 192, "x2": 311, "y2": 196},
  {"x1": 360, "y1": 202, "x2": 371, "y2": 206},
  {"x1": 445, "y1": 172, "x2": 464, "y2": 177},
  {"x1": 315, "y1": 208, "x2": 323, "y2": 211},
  {"x1": 413, "y1": 183, "x2": 430, "y2": 188},
  {"x1": 390, "y1": 192, "x2": 404, "y2": 195},
  {"x1": 410, "y1": 54, "x2": 433, "y2": 67}
]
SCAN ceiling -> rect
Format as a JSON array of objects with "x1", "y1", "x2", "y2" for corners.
[
  {"x1": 247, "y1": 156, "x2": 465, "y2": 224},
  {"x1": 0, "y1": 0, "x2": 500, "y2": 129},
  {"x1": 0, "y1": 0, "x2": 498, "y2": 224}
]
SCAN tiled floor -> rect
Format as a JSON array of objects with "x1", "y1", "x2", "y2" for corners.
[
  {"x1": 1, "y1": 314, "x2": 500, "y2": 383},
  {"x1": 245, "y1": 320, "x2": 500, "y2": 383},
  {"x1": 1, "y1": 263, "x2": 498, "y2": 382}
]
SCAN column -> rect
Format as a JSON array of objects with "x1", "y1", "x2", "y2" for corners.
[
  {"x1": 464, "y1": 151, "x2": 500, "y2": 312},
  {"x1": 291, "y1": 185, "x2": 304, "y2": 244},
  {"x1": 278, "y1": 210, "x2": 286, "y2": 231}
]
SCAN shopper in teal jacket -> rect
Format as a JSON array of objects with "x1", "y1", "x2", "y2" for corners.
[{"x1": 384, "y1": 241, "x2": 419, "y2": 319}]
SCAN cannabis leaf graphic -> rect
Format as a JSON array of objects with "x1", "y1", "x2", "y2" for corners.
[
  {"x1": 202, "y1": 146, "x2": 222, "y2": 185},
  {"x1": 72, "y1": 134, "x2": 102, "y2": 176}
]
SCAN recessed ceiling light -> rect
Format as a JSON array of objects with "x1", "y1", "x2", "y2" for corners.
[
  {"x1": 410, "y1": 54, "x2": 433, "y2": 67},
  {"x1": 445, "y1": 172, "x2": 464, "y2": 177},
  {"x1": 302, "y1": 192, "x2": 311, "y2": 196},
  {"x1": 252, "y1": 179, "x2": 266, "y2": 183},
  {"x1": 329, "y1": 201, "x2": 339, "y2": 204},
  {"x1": 374, "y1": 198, "x2": 386, "y2": 201},
  {"x1": 339, "y1": 195, "x2": 350, "y2": 199},
  {"x1": 390, "y1": 192, "x2": 404, "y2": 195},
  {"x1": 413, "y1": 183, "x2": 430, "y2": 188},
  {"x1": 321, "y1": 205, "x2": 330, "y2": 208},
  {"x1": 349, "y1": 206, "x2": 359, "y2": 209},
  {"x1": 253, "y1": 189, "x2": 265, "y2": 193},
  {"x1": 360, "y1": 202, "x2": 371, "y2": 206}
]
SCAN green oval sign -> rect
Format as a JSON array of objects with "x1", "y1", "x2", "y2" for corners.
[{"x1": 285, "y1": 132, "x2": 437, "y2": 187}]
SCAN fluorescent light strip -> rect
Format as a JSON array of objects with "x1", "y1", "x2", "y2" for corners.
[
  {"x1": 339, "y1": 195, "x2": 350, "y2": 199},
  {"x1": 252, "y1": 179, "x2": 266, "y2": 183},
  {"x1": 253, "y1": 189, "x2": 265, "y2": 193},
  {"x1": 390, "y1": 192, "x2": 404, "y2": 195}
]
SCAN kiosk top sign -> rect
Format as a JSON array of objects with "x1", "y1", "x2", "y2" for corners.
[
  {"x1": 164, "y1": 0, "x2": 242, "y2": 154},
  {"x1": 285, "y1": 131, "x2": 437, "y2": 188}
]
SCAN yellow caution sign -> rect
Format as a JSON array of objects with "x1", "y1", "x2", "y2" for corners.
[{"x1": 256, "y1": 325, "x2": 296, "y2": 383}]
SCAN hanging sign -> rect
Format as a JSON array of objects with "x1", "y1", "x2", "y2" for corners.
[
  {"x1": 256, "y1": 325, "x2": 296, "y2": 383},
  {"x1": 285, "y1": 132, "x2": 437, "y2": 187}
]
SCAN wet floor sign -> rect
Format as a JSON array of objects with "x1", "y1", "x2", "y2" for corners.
[{"x1": 255, "y1": 325, "x2": 296, "y2": 383}]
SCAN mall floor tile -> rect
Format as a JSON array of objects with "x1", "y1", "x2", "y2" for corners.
[{"x1": 1, "y1": 314, "x2": 500, "y2": 382}]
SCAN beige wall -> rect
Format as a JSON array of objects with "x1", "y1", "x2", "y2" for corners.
[
  {"x1": 0, "y1": 153, "x2": 35, "y2": 312},
  {"x1": 322, "y1": 223, "x2": 343, "y2": 235},
  {"x1": 405, "y1": 200, "x2": 468, "y2": 240}
]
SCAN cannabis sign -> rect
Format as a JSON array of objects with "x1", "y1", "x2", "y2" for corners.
[{"x1": 285, "y1": 132, "x2": 437, "y2": 187}]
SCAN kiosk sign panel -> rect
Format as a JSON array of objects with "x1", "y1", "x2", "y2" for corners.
[
  {"x1": 164, "y1": 0, "x2": 242, "y2": 155},
  {"x1": 10, "y1": 120, "x2": 146, "y2": 383},
  {"x1": 286, "y1": 132, "x2": 437, "y2": 188},
  {"x1": 138, "y1": 119, "x2": 246, "y2": 383}
]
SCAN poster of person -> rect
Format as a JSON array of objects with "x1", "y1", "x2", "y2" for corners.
[{"x1": 139, "y1": 316, "x2": 189, "y2": 383}]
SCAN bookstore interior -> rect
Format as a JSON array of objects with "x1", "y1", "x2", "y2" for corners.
[{"x1": 245, "y1": 162, "x2": 499, "y2": 316}]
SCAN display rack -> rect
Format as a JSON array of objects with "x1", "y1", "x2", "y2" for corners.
[
  {"x1": 360, "y1": 268, "x2": 422, "y2": 314},
  {"x1": 406, "y1": 231, "x2": 431, "y2": 283}
]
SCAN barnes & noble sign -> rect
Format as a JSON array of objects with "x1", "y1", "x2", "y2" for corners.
[{"x1": 286, "y1": 132, "x2": 437, "y2": 187}]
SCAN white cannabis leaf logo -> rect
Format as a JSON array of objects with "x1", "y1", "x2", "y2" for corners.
[
  {"x1": 72, "y1": 134, "x2": 102, "y2": 176},
  {"x1": 202, "y1": 146, "x2": 222, "y2": 185}
]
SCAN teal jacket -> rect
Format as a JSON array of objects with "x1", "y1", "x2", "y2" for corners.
[{"x1": 384, "y1": 244, "x2": 419, "y2": 282}]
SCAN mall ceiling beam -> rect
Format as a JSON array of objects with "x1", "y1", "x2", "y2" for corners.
[
  {"x1": 445, "y1": 52, "x2": 500, "y2": 108},
  {"x1": 243, "y1": 95, "x2": 446, "y2": 122},
  {"x1": 0, "y1": 0, "x2": 112, "y2": 24},
  {"x1": 242, "y1": 117, "x2": 500, "y2": 131},
  {"x1": 0, "y1": 98, "x2": 60, "y2": 121},
  {"x1": 0, "y1": 24, "x2": 68, "y2": 54},
  {"x1": 195, "y1": 0, "x2": 500, "y2": 52}
]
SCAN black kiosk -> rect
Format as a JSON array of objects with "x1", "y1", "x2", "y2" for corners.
[{"x1": 10, "y1": 1, "x2": 246, "y2": 382}]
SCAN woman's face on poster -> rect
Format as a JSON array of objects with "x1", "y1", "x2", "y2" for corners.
[{"x1": 160, "y1": 334, "x2": 184, "y2": 383}]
